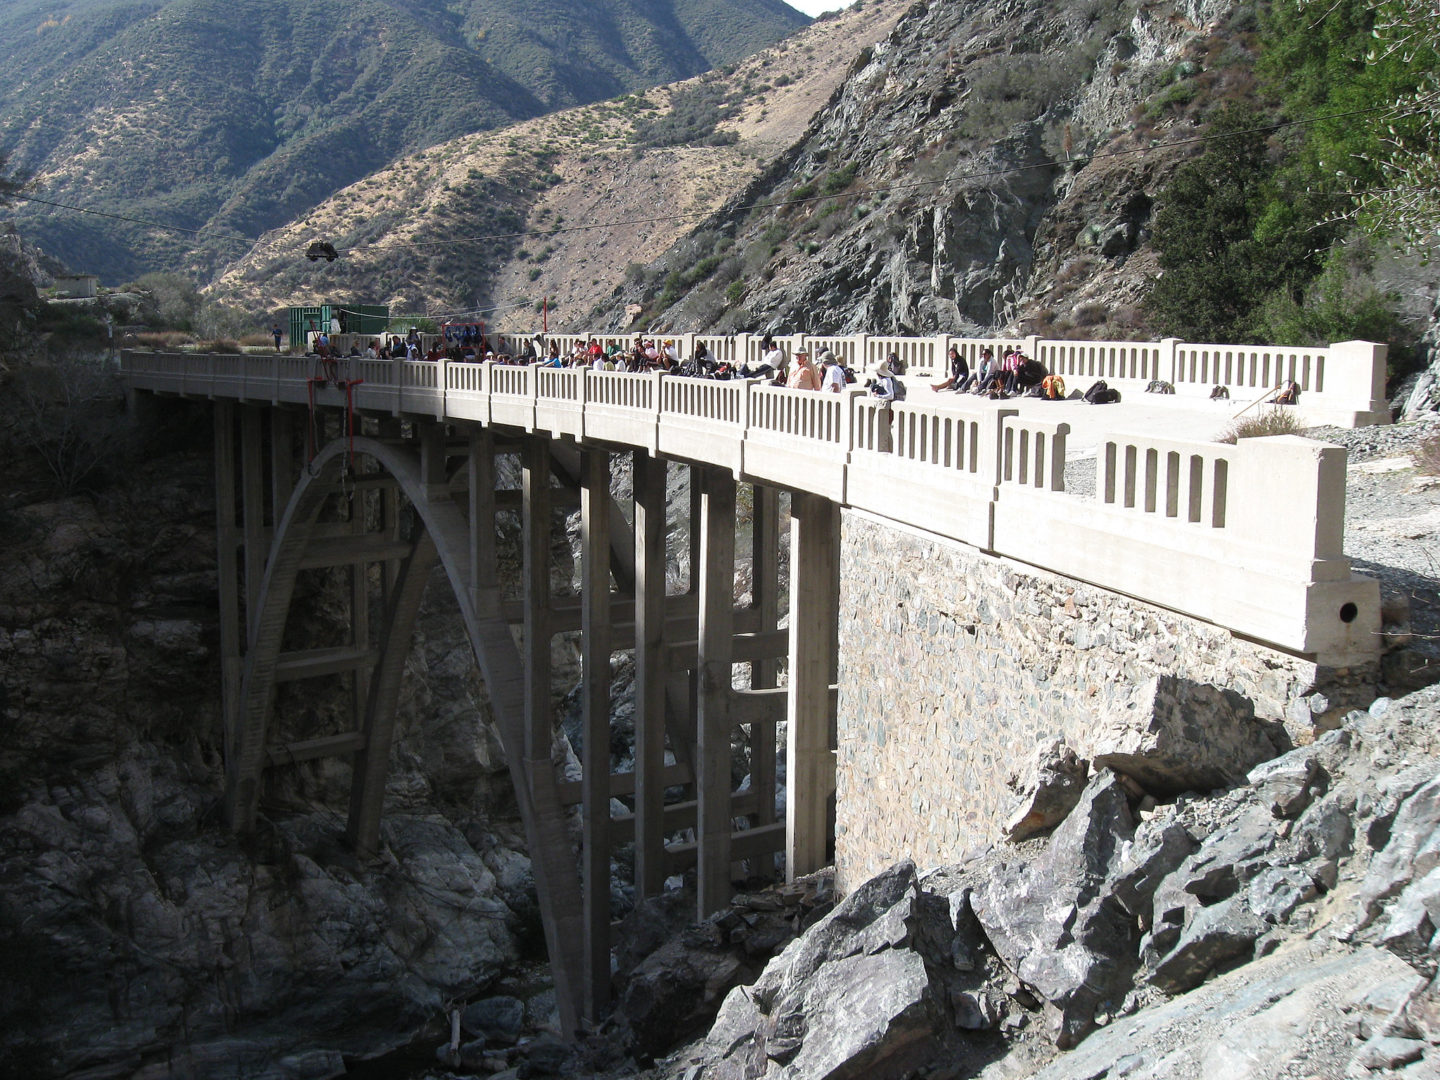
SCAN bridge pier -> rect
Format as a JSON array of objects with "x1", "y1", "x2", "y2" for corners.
[
  {"x1": 632, "y1": 451, "x2": 669, "y2": 903},
  {"x1": 581, "y1": 447, "x2": 614, "y2": 1018},
  {"x1": 697, "y1": 466, "x2": 737, "y2": 917},
  {"x1": 207, "y1": 397, "x2": 825, "y2": 1035},
  {"x1": 787, "y1": 492, "x2": 840, "y2": 879}
]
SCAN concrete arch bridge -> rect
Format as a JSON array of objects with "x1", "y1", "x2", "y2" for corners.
[{"x1": 119, "y1": 346, "x2": 1383, "y2": 1034}]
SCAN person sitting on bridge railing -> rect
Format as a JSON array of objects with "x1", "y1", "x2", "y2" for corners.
[
  {"x1": 869, "y1": 358, "x2": 901, "y2": 403},
  {"x1": 1016, "y1": 356, "x2": 1047, "y2": 394},
  {"x1": 739, "y1": 338, "x2": 783, "y2": 381},
  {"x1": 999, "y1": 347, "x2": 1025, "y2": 394}
]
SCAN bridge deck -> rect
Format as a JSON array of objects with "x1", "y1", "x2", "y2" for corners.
[{"x1": 121, "y1": 351, "x2": 1381, "y2": 666}]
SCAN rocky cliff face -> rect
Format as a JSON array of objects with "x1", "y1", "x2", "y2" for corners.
[
  {"x1": 609, "y1": 0, "x2": 1237, "y2": 340},
  {"x1": 0, "y1": 391, "x2": 549, "y2": 1077},
  {"x1": 644, "y1": 686, "x2": 1440, "y2": 1080}
]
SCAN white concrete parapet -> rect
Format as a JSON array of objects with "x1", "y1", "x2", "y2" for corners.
[
  {"x1": 119, "y1": 350, "x2": 1381, "y2": 664},
  {"x1": 293, "y1": 330, "x2": 1390, "y2": 428}
]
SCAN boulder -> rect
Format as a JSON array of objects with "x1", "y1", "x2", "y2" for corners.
[
  {"x1": 1356, "y1": 771, "x2": 1440, "y2": 929},
  {"x1": 1247, "y1": 749, "x2": 1327, "y2": 819},
  {"x1": 700, "y1": 862, "x2": 944, "y2": 1079},
  {"x1": 1143, "y1": 803, "x2": 1277, "y2": 969},
  {"x1": 971, "y1": 771, "x2": 1137, "y2": 1047},
  {"x1": 1107, "y1": 815, "x2": 1197, "y2": 923},
  {"x1": 1088, "y1": 675, "x2": 1288, "y2": 797},
  {"x1": 1349, "y1": 1035, "x2": 1426, "y2": 1072},
  {"x1": 1246, "y1": 867, "x2": 1318, "y2": 924},
  {"x1": 1003, "y1": 739, "x2": 1090, "y2": 842},
  {"x1": 1148, "y1": 896, "x2": 1269, "y2": 994},
  {"x1": 1378, "y1": 866, "x2": 1440, "y2": 975},
  {"x1": 462, "y1": 996, "x2": 525, "y2": 1043},
  {"x1": 756, "y1": 948, "x2": 935, "y2": 1080},
  {"x1": 750, "y1": 861, "x2": 919, "y2": 1011}
]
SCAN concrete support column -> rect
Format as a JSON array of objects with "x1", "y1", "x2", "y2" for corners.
[
  {"x1": 468, "y1": 429, "x2": 497, "y2": 616},
  {"x1": 687, "y1": 469, "x2": 703, "y2": 596},
  {"x1": 349, "y1": 454, "x2": 372, "y2": 728},
  {"x1": 523, "y1": 436, "x2": 554, "y2": 763},
  {"x1": 270, "y1": 408, "x2": 296, "y2": 526},
  {"x1": 580, "y1": 448, "x2": 612, "y2": 1020},
  {"x1": 749, "y1": 484, "x2": 781, "y2": 878},
  {"x1": 633, "y1": 452, "x2": 669, "y2": 901},
  {"x1": 420, "y1": 422, "x2": 449, "y2": 503},
  {"x1": 696, "y1": 466, "x2": 736, "y2": 917},
  {"x1": 347, "y1": 536, "x2": 436, "y2": 855},
  {"x1": 240, "y1": 406, "x2": 266, "y2": 640},
  {"x1": 215, "y1": 403, "x2": 242, "y2": 767},
  {"x1": 786, "y1": 492, "x2": 839, "y2": 881}
]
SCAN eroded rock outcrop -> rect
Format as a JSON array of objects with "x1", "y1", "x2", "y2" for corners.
[{"x1": 648, "y1": 686, "x2": 1440, "y2": 1080}]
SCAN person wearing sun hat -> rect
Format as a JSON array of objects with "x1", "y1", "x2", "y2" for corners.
[{"x1": 870, "y1": 357, "x2": 900, "y2": 402}]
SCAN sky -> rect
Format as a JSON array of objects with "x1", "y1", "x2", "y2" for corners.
[{"x1": 791, "y1": 0, "x2": 855, "y2": 17}]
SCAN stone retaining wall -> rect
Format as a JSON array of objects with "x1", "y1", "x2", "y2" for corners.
[{"x1": 834, "y1": 512, "x2": 1378, "y2": 892}]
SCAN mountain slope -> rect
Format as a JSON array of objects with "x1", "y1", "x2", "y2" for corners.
[
  {"x1": 204, "y1": 0, "x2": 903, "y2": 324},
  {"x1": 205, "y1": 0, "x2": 1237, "y2": 340},
  {"x1": 0, "y1": 0, "x2": 808, "y2": 284}
]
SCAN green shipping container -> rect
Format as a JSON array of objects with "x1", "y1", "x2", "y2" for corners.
[
  {"x1": 343, "y1": 305, "x2": 389, "y2": 336},
  {"x1": 287, "y1": 304, "x2": 388, "y2": 347},
  {"x1": 288, "y1": 305, "x2": 330, "y2": 350}
]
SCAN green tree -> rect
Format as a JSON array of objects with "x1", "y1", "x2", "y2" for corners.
[
  {"x1": 124, "y1": 272, "x2": 201, "y2": 330},
  {"x1": 1146, "y1": 104, "x2": 1336, "y2": 342},
  {"x1": 1270, "y1": 0, "x2": 1440, "y2": 250}
]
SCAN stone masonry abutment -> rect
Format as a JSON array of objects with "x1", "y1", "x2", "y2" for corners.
[{"x1": 835, "y1": 512, "x2": 1377, "y2": 892}]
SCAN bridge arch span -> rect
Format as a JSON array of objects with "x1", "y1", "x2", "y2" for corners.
[{"x1": 225, "y1": 431, "x2": 585, "y2": 1030}]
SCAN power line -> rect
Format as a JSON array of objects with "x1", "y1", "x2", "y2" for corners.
[{"x1": 9, "y1": 191, "x2": 263, "y2": 247}]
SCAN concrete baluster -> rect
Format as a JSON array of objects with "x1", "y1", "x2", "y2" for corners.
[
  {"x1": 978, "y1": 406, "x2": 1018, "y2": 488},
  {"x1": 1160, "y1": 337, "x2": 1181, "y2": 387}
]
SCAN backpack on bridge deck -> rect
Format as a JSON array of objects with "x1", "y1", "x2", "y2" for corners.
[
  {"x1": 1273, "y1": 380, "x2": 1300, "y2": 405},
  {"x1": 1083, "y1": 379, "x2": 1120, "y2": 404},
  {"x1": 1041, "y1": 375, "x2": 1066, "y2": 400},
  {"x1": 1146, "y1": 379, "x2": 1176, "y2": 394}
]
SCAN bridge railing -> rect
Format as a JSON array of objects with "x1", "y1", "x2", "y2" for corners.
[
  {"x1": 119, "y1": 351, "x2": 1380, "y2": 663},
  {"x1": 1099, "y1": 432, "x2": 1235, "y2": 527},
  {"x1": 999, "y1": 414, "x2": 1068, "y2": 492},
  {"x1": 308, "y1": 332, "x2": 1385, "y2": 426}
]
